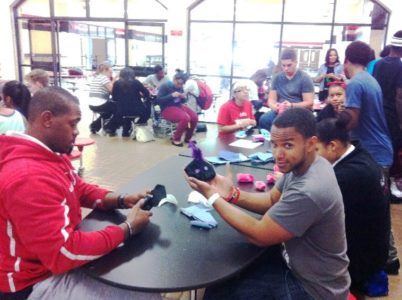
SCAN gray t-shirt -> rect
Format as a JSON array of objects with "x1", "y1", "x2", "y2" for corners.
[
  {"x1": 142, "y1": 74, "x2": 170, "y2": 89},
  {"x1": 272, "y1": 70, "x2": 314, "y2": 103},
  {"x1": 269, "y1": 156, "x2": 350, "y2": 299}
]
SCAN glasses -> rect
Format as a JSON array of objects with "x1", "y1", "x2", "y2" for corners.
[{"x1": 234, "y1": 88, "x2": 249, "y2": 93}]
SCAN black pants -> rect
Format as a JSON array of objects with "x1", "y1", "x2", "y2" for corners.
[
  {"x1": 105, "y1": 102, "x2": 151, "y2": 135},
  {"x1": 0, "y1": 286, "x2": 33, "y2": 300},
  {"x1": 89, "y1": 102, "x2": 116, "y2": 132}
]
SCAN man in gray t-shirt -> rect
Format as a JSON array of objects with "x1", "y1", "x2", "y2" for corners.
[
  {"x1": 259, "y1": 48, "x2": 315, "y2": 131},
  {"x1": 186, "y1": 108, "x2": 350, "y2": 300}
]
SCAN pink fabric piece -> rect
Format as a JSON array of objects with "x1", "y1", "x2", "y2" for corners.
[
  {"x1": 237, "y1": 173, "x2": 254, "y2": 183},
  {"x1": 255, "y1": 181, "x2": 266, "y2": 191},
  {"x1": 266, "y1": 174, "x2": 276, "y2": 185}
]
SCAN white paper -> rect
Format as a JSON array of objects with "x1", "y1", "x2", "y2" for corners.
[{"x1": 229, "y1": 139, "x2": 263, "y2": 149}]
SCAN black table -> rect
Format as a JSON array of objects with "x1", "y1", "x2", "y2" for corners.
[
  {"x1": 181, "y1": 133, "x2": 275, "y2": 170},
  {"x1": 79, "y1": 155, "x2": 270, "y2": 292}
]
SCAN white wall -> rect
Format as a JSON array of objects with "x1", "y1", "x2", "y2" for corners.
[
  {"x1": 0, "y1": 0, "x2": 17, "y2": 79},
  {"x1": 381, "y1": 0, "x2": 401, "y2": 41},
  {"x1": 0, "y1": 0, "x2": 400, "y2": 80}
]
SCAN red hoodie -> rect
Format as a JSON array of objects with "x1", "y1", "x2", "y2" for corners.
[{"x1": 0, "y1": 134, "x2": 125, "y2": 293}]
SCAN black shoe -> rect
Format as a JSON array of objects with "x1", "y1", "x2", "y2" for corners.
[
  {"x1": 122, "y1": 133, "x2": 131, "y2": 137},
  {"x1": 90, "y1": 128, "x2": 98, "y2": 134},
  {"x1": 105, "y1": 130, "x2": 117, "y2": 137},
  {"x1": 390, "y1": 194, "x2": 402, "y2": 204},
  {"x1": 385, "y1": 259, "x2": 400, "y2": 275},
  {"x1": 171, "y1": 140, "x2": 183, "y2": 147}
]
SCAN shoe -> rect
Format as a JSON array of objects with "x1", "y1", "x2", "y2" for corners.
[
  {"x1": 391, "y1": 180, "x2": 402, "y2": 198},
  {"x1": 384, "y1": 259, "x2": 400, "y2": 275},
  {"x1": 184, "y1": 139, "x2": 195, "y2": 144},
  {"x1": 171, "y1": 140, "x2": 183, "y2": 147},
  {"x1": 90, "y1": 128, "x2": 97, "y2": 134},
  {"x1": 390, "y1": 194, "x2": 402, "y2": 204},
  {"x1": 122, "y1": 131, "x2": 132, "y2": 138},
  {"x1": 364, "y1": 270, "x2": 389, "y2": 297},
  {"x1": 104, "y1": 130, "x2": 117, "y2": 137}
]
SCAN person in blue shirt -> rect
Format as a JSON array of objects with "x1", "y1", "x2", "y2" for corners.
[{"x1": 343, "y1": 40, "x2": 398, "y2": 275}]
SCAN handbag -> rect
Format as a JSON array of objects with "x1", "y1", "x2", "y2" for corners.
[{"x1": 135, "y1": 125, "x2": 155, "y2": 142}]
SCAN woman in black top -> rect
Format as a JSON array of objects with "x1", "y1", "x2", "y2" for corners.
[
  {"x1": 105, "y1": 67, "x2": 150, "y2": 137},
  {"x1": 316, "y1": 114, "x2": 390, "y2": 295}
]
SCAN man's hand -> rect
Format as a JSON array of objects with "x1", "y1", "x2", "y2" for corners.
[
  {"x1": 123, "y1": 190, "x2": 152, "y2": 208},
  {"x1": 185, "y1": 163, "x2": 234, "y2": 199},
  {"x1": 126, "y1": 199, "x2": 152, "y2": 235},
  {"x1": 172, "y1": 91, "x2": 185, "y2": 98}
]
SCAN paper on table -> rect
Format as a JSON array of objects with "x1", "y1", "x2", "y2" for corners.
[
  {"x1": 229, "y1": 139, "x2": 263, "y2": 149},
  {"x1": 188, "y1": 190, "x2": 209, "y2": 207}
]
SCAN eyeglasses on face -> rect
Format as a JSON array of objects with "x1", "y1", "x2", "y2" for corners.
[{"x1": 234, "y1": 88, "x2": 249, "y2": 93}]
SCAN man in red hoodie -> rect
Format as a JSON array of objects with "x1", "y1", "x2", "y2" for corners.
[{"x1": 0, "y1": 87, "x2": 161, "y2": 300}]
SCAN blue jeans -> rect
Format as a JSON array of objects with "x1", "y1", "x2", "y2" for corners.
[
  {"x1": 259, "y1": 110, "x2": 278, "y2": 131},
  {"x1": 204, "y1": 246, "x2": 313, "y2": 300}
]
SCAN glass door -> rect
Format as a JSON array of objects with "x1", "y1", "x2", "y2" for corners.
[{"x1": 127, "y1": 22, "x2": 165, "y2": 77}]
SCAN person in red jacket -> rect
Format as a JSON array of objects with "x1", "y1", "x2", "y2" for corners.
[
  {"x1": 0, "y1": 87, "x2": 161, "y2": 300},
  {"x1": 217, "y1": 81, "x2": 256, "y2": 137}
]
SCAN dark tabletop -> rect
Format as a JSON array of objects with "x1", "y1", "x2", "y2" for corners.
[
  {"x1": 180, "y1": 133, "x2": 275, "y2": 170},
  {"x1": 79, "y1": 155, "x2": 271, "y2": 292}
]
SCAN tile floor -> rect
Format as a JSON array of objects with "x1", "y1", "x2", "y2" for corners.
[{"x1": 73, "y1": 91, "x2": 402, "y2": 300}]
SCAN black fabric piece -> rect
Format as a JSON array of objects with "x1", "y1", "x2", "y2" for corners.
[{"x1": 185, "y1": 159, "x2": 216, "y2": 182}]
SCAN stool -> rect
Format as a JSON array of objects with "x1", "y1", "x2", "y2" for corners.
[
  {"x1": 73, "y1": 137, "x2": 95, "y2": 174},
  {"x1": 67, "y1": 149, "x2": 81, "y2": 161},
  {"x1": 153, "y1": 117, "x2": 176, "y2": 138}
]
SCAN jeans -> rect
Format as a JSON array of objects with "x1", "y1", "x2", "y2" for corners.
[
  {"x1": 259, "y1": 110, "x2": 278, "y2": 131},
  {"x1": 27, "y1": 269, "x2": 161, "y2": 300},
  {"x1": 204, "y1": 246, "x2": 313, "y2": 300}
]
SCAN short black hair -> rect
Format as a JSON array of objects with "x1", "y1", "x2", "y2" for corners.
[
  {"x1": 154, "y1": 65, "x2": 163, "y2": 73},
  {"x1": 28, "y1": 86, "x2": 79, "y2": 122},
  {"x1": 345, "y1": 41, "x2": 372, "y2": 66},
  {"x1": 280, "y1": 48, "x2": 297, "y2": 61},
  {"x1": 316, "y1": 112, "x2": 351, "y2": 146},
  {"x1": 173, "y1": 70, "x2": 188, "y2": 83},
  {"x1": 273, "y1": 107, "x2": 316, "y2": 138}
]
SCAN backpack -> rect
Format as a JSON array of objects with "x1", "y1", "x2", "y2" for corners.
[{"x1": 195, "y1": 79, "x2": 213, "y2": 110}]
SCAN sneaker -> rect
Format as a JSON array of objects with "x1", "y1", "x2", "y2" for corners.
[
  {"x1": 390, "y1": 194, "x2": 402, "y2": 204},
  {"x1": 364, "y1": 270, "x2": 389, "y2": 297},
  {"x1": 391, "y1": 180, "x2": 402, "y2": 198},
  {"x1": 385, "y1": 259, "x2": 400, "y2": 275},
  {"x1": 90, "y1": 128, "x2": 98, "y2": 134}
]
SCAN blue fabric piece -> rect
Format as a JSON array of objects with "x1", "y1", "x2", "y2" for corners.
[
  {"x1": 180, "y1": 205, "x2": 218, "y2": 228},
  {"x1": 219, "y1": 150, "x2": 249, "y2": 162},
  {"x1": 235, "y1": 130, "x2": 247, "y2": 138},
  {"x1": 259, "y1": 128, "x2": 271, "y2": 139},
  {"x1": 205, "y1": 156, "x2": 228, "y2": 165},
  {"x1": 249, "y1": 152, "x2": 273, "y2": 162}
]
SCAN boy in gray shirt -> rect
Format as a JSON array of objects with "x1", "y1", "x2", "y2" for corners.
[
  {"x1": 259, "y1": 48, "x2": 315, "y2": 131},
  {"x1": 186, "y1": 108, "x2": 350, "y2": 299}
]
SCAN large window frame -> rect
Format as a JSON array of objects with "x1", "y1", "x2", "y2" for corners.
[
  {"x1": 187, "y1": 0, "x2": 391, "y2": 89},
  {"x1": 12, "y1": 0, "x2": 168, "y2": 85}
]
